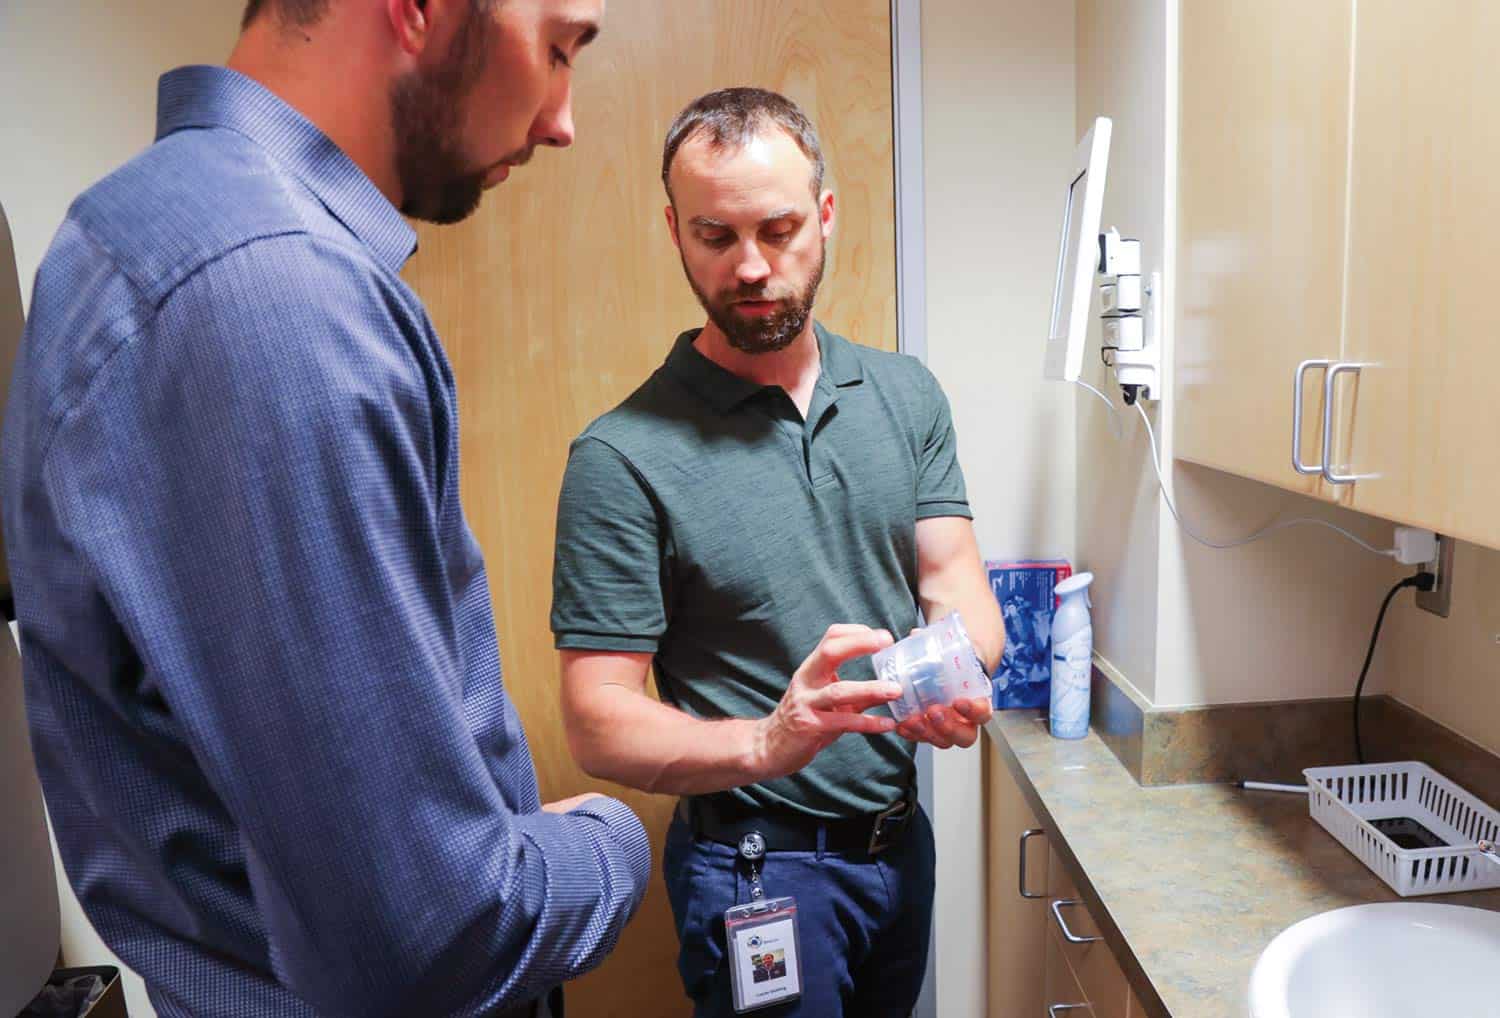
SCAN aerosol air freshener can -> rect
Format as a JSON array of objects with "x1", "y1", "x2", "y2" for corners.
[{"x1": 1049, "y1": 572, "x2": 1095, "y2": 740}]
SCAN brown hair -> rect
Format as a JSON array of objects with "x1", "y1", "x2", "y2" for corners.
[
  {"x1": 242, "y1": 0, "x2": 327, "y2": 29},
  {"x1": 243, "y1": 0, "x2": 496, "y2": 31},
  {"x1": 661, "y1": 87, "x2": 825, "y2": 203}
]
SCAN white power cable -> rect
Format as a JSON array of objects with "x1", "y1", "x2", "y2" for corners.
[
  {"x1": 1134, "y1": 401, "x2": 1397, "y2": 558},
  {"x1": 1073, "y1": 378, "x2": 1123, "y2": 440}
]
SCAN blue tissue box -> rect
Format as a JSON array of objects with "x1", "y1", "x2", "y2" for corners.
[{"x1": 985, "y1": 559, "x2": 1071, "y2": 709}]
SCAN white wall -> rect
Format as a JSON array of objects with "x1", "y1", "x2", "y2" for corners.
[
  {"x1": 921, "y1": 1, "x2": 1075, "y2": 1015},
  {"x1": 0, "y1": 5, "x2": 242, "y2": 1016}
]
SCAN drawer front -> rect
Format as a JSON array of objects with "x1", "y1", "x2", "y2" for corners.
[
  {"x1": 1044, "y1": 922, "x2": 1094, "y2": 1018},
  {"x1": 1047, "y1": 849, "x2": 1130, "y2": 1018}
]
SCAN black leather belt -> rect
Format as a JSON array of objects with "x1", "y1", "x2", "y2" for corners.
[{"x1": 679, "y1": 793, "x2": 917, "y2": 856}]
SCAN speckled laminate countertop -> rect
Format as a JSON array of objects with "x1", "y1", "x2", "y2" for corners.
[{"x1": 985, "y1": 710, "x2": 1500, "y2": 1018}]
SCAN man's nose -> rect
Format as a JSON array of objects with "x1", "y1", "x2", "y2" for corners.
[
  {"x1": 735, "y1": 245, "x2": 771, "y2": 285},
  {"x1": 531, "y1": 83, "x2": 575, "y2": 149}
]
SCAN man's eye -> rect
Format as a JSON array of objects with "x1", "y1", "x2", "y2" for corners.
[{"x1": 702, "y1": 233, "x2": 732, "y2": 248}]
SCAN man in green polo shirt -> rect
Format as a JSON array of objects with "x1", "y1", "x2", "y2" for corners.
[{"x1": 550, "y1": 87, "x2": 1003, "y2": 1017}]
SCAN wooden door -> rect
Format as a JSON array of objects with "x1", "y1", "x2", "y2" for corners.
[
  {"x1": 984, "y1": 740, "x2": 1048, "y2": 1018},
  {"x1": 1341, "y1": 2, "x2": 1500, "y2": 550},
  {"x1": 1174, "y1": 1, "x2": 1353, "y2": 500},
  {"x1": 401, "y1": 4, "x2": 897, "y2": 1014}
]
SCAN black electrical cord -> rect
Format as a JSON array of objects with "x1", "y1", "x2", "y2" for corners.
[{"x1": 1353, "y1": 571, "x2": 1436, "y2": 764}]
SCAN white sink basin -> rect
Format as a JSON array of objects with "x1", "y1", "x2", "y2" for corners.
[{"x1": 1249, "y1": 902, "x2": 1500, "y2": 1017}]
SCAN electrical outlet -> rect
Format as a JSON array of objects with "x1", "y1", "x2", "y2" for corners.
[{"x1": 1416, "y1": 534, "x2": 1454, "y2": 618}]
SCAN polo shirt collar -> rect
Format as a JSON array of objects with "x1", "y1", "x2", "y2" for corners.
[
  {"x1": 665, "y1": 321, "x2": 865, "y2": 414},
  {"x1": 155, "y1": 65, "x2": 417, "y2": 273},
  {"x1": 815, "y1": 322, "x2": 866, "y2": 388}
]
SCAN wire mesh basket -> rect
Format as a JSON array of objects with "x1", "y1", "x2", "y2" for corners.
[{"x1": 1304, "y1": 761, "x2": 1500, "y2": 897}]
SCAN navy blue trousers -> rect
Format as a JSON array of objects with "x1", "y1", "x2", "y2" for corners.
[{"x1": 662, "y1": 806, "x2": 935, "y2": 1018}]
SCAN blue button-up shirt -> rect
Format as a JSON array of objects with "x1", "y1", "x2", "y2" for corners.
[{"x1": 1, "y1": 66, "x2": 649, "y2": 1018}]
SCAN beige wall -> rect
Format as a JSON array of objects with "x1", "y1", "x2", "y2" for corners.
[
  {"x1": 0, "y1": 4, "x2": 243, "y2": 1016},
  {"x1": 1074, "y1": 0, "x2": 1169, "y2": 702},
  {"x1": 0, "y1": 3, "x2": 241, "y2": 313},
  {"x1": 922, "y1": 3, "x2": 1075, "y2": 1014},
  {"x1": 1384, "y1": 542, "x2": 1500, "y2": 758},
  {"x1": 1153, "y1": 466, "x2": 1405, "y2": 707}
]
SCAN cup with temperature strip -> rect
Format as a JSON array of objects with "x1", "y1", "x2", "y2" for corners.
[{"x1": 872, "y1": 611, "x2": 991, "y2": 724}]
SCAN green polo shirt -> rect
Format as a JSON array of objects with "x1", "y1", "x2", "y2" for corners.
[{"x1": 550, "y1": 323, "x2": 971, "y2": 818}]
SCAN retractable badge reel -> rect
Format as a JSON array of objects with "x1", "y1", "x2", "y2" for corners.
[{"x1": 724, "y1": 832, "x2": 803, "y2": 1013}]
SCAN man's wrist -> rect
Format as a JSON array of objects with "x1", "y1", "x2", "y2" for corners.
[{"x1": 743, "y1": 714, "x2": 778, "y2": 784}]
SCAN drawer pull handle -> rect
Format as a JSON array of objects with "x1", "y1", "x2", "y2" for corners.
[
  {"x1": 1051, "y1": 898, "x2": 1103, "y2": 944},
  {"x1": 1321, "y1": 361, "x2": 1381, "y2": 484},
  {"x1": 1019, "y1": 828, "x2": 1046, "y2": 899},
  {"x1": 1292, "y1": 358, "x2": 1334, "y2": 475}
]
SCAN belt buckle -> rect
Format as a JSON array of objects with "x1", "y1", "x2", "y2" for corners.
[{"x1": 867, "y1": 798, "x2": 912, "y2": 855}]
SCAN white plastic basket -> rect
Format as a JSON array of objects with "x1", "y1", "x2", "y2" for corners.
[{"x1": 1303, "y1": 761, "x2": 1500, "y2": 897}]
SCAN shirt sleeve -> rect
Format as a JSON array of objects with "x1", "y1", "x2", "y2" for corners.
[
  {"x1": 915, "y1": 363, "x2": 973, "y2": 520},
  {"x1": 40, "y1": 234, "x2": 648, "y2": 1016},
  {"x1": 551, "y1": 434, "x2": 669, "y2": 652}
]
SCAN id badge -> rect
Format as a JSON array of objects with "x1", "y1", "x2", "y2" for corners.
[{"x1": 724, "y1": 896, "x2": 802, "y2": 1013}]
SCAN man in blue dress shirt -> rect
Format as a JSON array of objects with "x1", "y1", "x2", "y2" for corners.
[{"x1": 0, "y1": 2, "x2": 645, "y2": 1016}]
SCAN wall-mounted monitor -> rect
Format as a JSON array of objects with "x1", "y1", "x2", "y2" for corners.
[{"x1": 1044, "y1": 116, "x2": 1111, "y2": 383}]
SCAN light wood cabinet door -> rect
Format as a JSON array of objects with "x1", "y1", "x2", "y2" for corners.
[
  {"x1": 1339, "y1": 2, "x2": 1500, "y2": 549},
  {"x1": 1175, "y1": 0, "x2": 1353, "y2": 499},
  {"x1": 984, "y1": 740, "x2": 1049, "y2": 1018}
]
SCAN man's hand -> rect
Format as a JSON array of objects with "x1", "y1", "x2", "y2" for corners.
[
  {"x1": 752, "y1": 624, "x2": 901, "y2": 780},
  {"x1": 541, "y1": 792, "x2": 608, "y2": 814},
  {"x1": 895, "y1": 696, "x2": 992, "y2": 750}
]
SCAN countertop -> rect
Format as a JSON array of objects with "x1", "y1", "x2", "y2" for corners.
[{"x1": 985, "y1": 710, "x2": 1500, "y2": 1018}]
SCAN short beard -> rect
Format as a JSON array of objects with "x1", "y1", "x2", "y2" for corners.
[
  {"x1": 390, "y1": 8, "x2": 490, "y2": 225},
  {"x1": 684, "y1": 240, "x2": 826, "y2": 355}
]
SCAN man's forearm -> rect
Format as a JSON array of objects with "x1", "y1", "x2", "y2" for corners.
[
  {"x1": 915, "y1": 518, "x2": 1005, "y2": 675},
  {"x1": 570, "y1": 685, "x2": 774, "y2": 795},
  {"x1": 953, "y1": 585, "x2": 1005, "y2": 675}
]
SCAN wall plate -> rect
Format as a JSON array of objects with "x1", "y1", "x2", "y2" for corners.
[{"x1": 1416, "y1": 535, "x2": 1454, "y2": 618}]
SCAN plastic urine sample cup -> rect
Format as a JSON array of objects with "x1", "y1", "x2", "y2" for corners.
[{"x1": 872, "y1": 612, "x2": 991, "y2": 724}]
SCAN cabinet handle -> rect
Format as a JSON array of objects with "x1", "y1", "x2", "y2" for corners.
[
  {"x1": 1321, "y1": 362, "x2": 1381, "y2": 484},
  {"x1": 1019, "y1": 828, "x2": 1046, "y2": 899},
  {"x1": 1292, "y1": 359, "x2": 1334, "y2": 475},
  {"x1": 1048, "y1": 1005, "x2": 1090, "y2": 1016},
  {"x1": 1051, "y1": 898, "x2": 1103, "y2": 944}
]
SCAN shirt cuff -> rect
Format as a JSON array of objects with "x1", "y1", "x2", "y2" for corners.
[
  {"x1": 554, "y1": 631, "x2": 660, "y2": 653},
  {"x1": 915, "y1": 499, "x2": 973, "y2": 521},
  {"x1": 568, "y1": 795, "x2": 653, "y2": 896}
]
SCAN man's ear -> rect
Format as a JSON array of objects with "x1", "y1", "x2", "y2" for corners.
[
  {"x1": 665, "y1": 203, "x2": 681, "y2": 252},
  {"x1": 818, "y1": 189, "x2": 835, "y2": 240},
  {"x1": 386, "y1": 0, "x2": 431, "y2": 56}
]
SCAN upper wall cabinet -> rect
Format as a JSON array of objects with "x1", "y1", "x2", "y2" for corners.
[
  {"x1": 1175, "y1": 1, "x2": 1500, "y2": 551},
  {"x1": 1339, "y1": 3, "x2": 1500, "y2": 550},
  {"x1": 1175, "y1": 1, "x2": 1354, "y2": 501}
]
